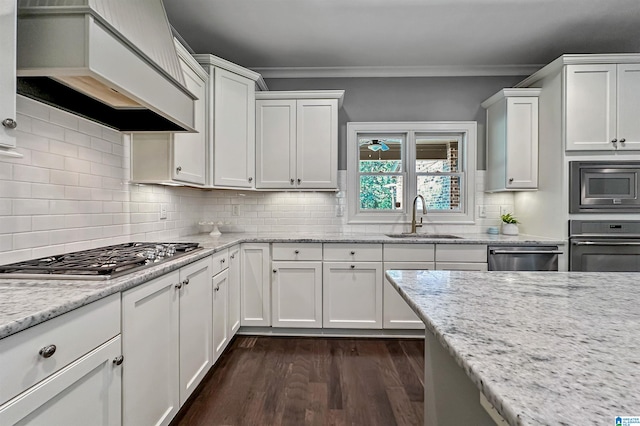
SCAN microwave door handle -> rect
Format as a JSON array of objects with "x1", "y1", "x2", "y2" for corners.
[
  {"x1": 572, "y1": 241, "x2": 640, "y2": 246},
  {"x1": 489, "y1": 250, "x2": 564, "y2": 255}
]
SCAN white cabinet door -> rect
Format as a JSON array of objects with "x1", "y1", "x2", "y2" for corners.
[
  {"x1": 436, "y1": 262, "x2": 489, "y2": 271},
  {"x1": 296, "y1": 99, "x2": 338, "y2": 189},
  {"x1": 565, "y1": 64, "x2": 617, "y2": 150},
  {"x1": 240, "y1": 243, "x2": 271, "y2": 326},
  {"x1": 383, "y1": 262, "x2": 430, "y2": 330},
  {"x1": 172, "y1": 50, "x2": 207, "y2": 185},
  {"x1": 228, "y1": 246, "x2": 241, "y2": 335},
  {"x1": 212, "y1": 270, "x2": 229, "y2": 362},
  {"x1": 0, "y1": 1, "x2": 17, "y2": 149},
  {"x1": 122, "y1": 271, "x2": 180, "y2": 426},
  {"x1": 505, "y1": 97, "x2": 538, "y2": 189},
  {"x1": 616, "y1": 63, "x2": 640, "y2": 150},
  {"x1": 178, "y1": 258, "x2": 212, "y2": 405},
  {"x1": 0, "y1": 336, "x2": 122, "y2": 426},
  {"x1": 256, "y1": 99, "x2": 296, "y2": 189},
  {"x1": 214, "y1": 68, "x2": 255, "y2": 188},
  {"x1": 272, "y1": 261, "x2": 322, "y2": 328},
  {"x1": 323, "y1": 262, "x2": 383, "y2": 329}
]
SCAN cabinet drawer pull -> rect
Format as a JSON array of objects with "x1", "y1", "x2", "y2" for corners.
[
  {"x1": 294, "y1": 250, "x2": 300, "y2": 254},
  {"x1": 2, "y1": 118, "x2": 17, "y2": 129},
  {"x1": 290, "y1": 178, "x2": 295, "y2": 185},
  {"x1": 230, "y1": 254, "x2": 235, "y2": 259},
  {"x1": 248, "y1": 177, "x2": 253, "y2": 182},
  {"x1": 113, "y1": 355, "x2": 124, "y2": 366},
  {"x1": 214, "y1": 285, "x2": 220, "y2": 292},
  {"x1": 508, "y1": 177, "x2": 514, "y2": 183},
  {"x1": 611, "y1": 138, "x2": 618, "y2": 144},
  {"x1": 273, "y1": 269, "x2": 277, "y2": 273},
  {"x1": 350, "y1": 265, "x2": 355, "y2": 269},
  {"x1": 620, "y1": 138, "x2": 626, "y2": 143},
  {"x1": 350, "y1": 251, "x2": 355, "y2": 255},
  {"x1": 176, "y1": 166, "x2": 182, "y2": 173},
  {"x1": 39, "y1": 345, "x2": 57, "y2": 358},
  {"x1": 183, "y1": 278, "x2": 190, "y2": 286},
  {"x1": 297, "y1": 178, "x2": 301, "y2": 184},
  {"x1": 221, "y1": 258, "x2": 226, "y2": 263},
  {"x1": 175, "y1": 282, "x2": 183, "y2": 289}
]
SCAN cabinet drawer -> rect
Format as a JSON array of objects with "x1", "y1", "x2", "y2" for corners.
[
  {"x1": 384, "y1": 244, "x2": 435, "y2": 262},
  {"x1": 273, "y1": 243, "x2": 323, "y2": 261},
  {"x1": 323, "y1": 243, "x2": 382, "y2": 262},
  {"x1": 211, "y1": 249, "x2": 229, "y2": 276},
  {"x1": 435, "y1": 244, "x2": 487, "y2": 263},
  {"x1": 0, "y1": 293, "x2": 121, "y2": 405}
]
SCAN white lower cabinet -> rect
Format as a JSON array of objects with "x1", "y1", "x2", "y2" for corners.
[
  {"x1": 228, "y1": 246, "x2": 241, "y2": 335},
  {"x1": 240, "y1": 243, "x2": 271, "y2": 326},
  {"x1": 122, "y1": 257, "x2": 212, "y2": 426},
  {"x1": 272, "y1": 261, "x2": 323, "y2": 328},
  {"x1": 383, "y1": 262, "x2": 430, "y2": 330},
  {"x1": 0, "y1": 336, "x2": 122, "y2": 426},
  {"x1": 0, "y1": 294, "x2": 122, "y2": 426},
  {"x1": 435, "y1": 244, "x2": 488, "y2": 271},
  {"x1": 212, "y1": 269, "x2": 229, "y2": 361},
  {"x1": 323, "y1": 262, "x2": 383, "y2": 329}
]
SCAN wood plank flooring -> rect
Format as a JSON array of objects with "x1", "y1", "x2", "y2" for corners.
[{"x1": 172, "y1": 336, "x2": 424, "y2": 426}]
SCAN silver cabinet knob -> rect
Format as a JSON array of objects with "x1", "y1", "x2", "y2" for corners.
[
  {"x1": 350, "y1": 265, "x2": 355, "y2": 269},
  {"x1": 113, "y1": 355, "x2": 124, "y2": 366},
  {"x1": 214, "y1": 285, "x2": 220, "y2": 292},
  {"x1": 182, "y1": 278, "x2": 190, "y2": 286},
  {"x1": 221, "y1": 258, "x2": 226, "y2": 263},
  {"x1": 175, "y1": 282, "x2": 183, "y2": 289},
  {"x1": 176, "y1": 166, "x2": 182, "y2": 173},
  {"x1": 620, "y1": 138, "x2": 626, "y2": 143},
  {"x1": 273, "y1": 269, "x2": 277, "y2": 273},
  {"x1": 508, "y1": 177, "x2": 514, "y2": 183},
  {"x1": 248, "y1": 177, "x2": 253, "y2": 182},
  {"x1": 290, "y1": 178, "x2": 295, "y2": 184},
  {"x1": 294, "y1": 250, "x2": 300, "y2": 254},
  {"x1": 612, "y1": 139, "x2": 618, "y2": 144},
  {"x1": 39, "y1": 345, "x2": 57, "y2": 358},
  {"x1": 230, "y1": 254, "x2": 235, "y2": 259},
  {"x1": 2, "y1": 118, "x2": 17, "y2": 129},
  {"x1": 297, "y1": 178, "x2": 301, "y2": 184},
  {"x1": 350, "y1": 251, "x2": 355, "y2": 255}
]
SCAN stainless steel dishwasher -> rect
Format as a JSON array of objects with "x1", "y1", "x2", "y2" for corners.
[{"x1": 488, "y1": 246, "x2": 561, "y2": 271}]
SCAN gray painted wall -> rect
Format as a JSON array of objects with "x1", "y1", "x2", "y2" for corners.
[{"x1": 265, "y1": 76, "x2": 526, "y2": 170}]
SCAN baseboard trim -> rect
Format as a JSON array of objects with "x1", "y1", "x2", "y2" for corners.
[{"x1": 237, "y1": 326, "x2": 424, "y2": 339}]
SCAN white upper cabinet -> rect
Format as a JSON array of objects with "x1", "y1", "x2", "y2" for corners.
[
  {"x1": 482, "y1": 88, "x2": 540, "y2": 192},
  {"x1": 195, "y1": 55, "x2": 262, "y2": 189},
  {"x1": 130, "y1": 39, "x2": 207, "y2": 185},
  {"x1": 565, "y1": 63, "x2": 640, "y2": 151},
  {"x1": 256, "y1": 91, "x2": 343, "y2": 190},
  {"x1": 0, "y1": 2, "x2": 17, "y2": 150}
]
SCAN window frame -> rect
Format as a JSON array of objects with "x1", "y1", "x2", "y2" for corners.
[{"x1": 346, "y1": 122, "x2": 477, "y2": 224}]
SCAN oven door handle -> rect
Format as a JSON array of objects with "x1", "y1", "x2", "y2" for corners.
[
  {"x1": 489, "y1": 250, "x2": 563, "y2": 255},
  {"x1": 571, "y1": 241, "x2": 640, "y2": 246}
]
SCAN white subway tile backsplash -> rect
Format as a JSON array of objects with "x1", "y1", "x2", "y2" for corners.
[
  {"x1": 91, "y1": 137, "x2": 114, "y2": 154},
  {"x1": 50, "y1": 140, "x2": 79, "y2": 158},
  {"x1": 32, "y1": 151, "x2": 65, "y2": 170},
  {"x1": 17, "y1": 96, "x2": 50, "y2": 121},
  {"x1": 65, "y1": 157, "x2": 92, "y2": 174},
  {"x1": 32, "y1": 119, "x2": 66, "y2": 141},
  {"x1": 49, "y1": 109, "x2": 79, "y2": 130},
  {"x1": 32, "y1": 215, "x2": 67, "y2": 231},
  {"x1": 64, "y1": 186, "x2": 92, "y2": 200},
  {"x1": 50, "y1": 170, "x2": 79, "y2": 186},
  {"x1": 0, "y1": 163, "x2": 12, "y2": 180},
  {"x1": 0, "y1": 200, "x2": 11, "y2": 216},
  {"x1": 13, "y1": 231, "x2": 50, "y2": 250},
  {"x1": 0, "y1": 216, "x2": 32, "y2": 234},
  {"x1": 13, "y1": 164, "x2": 49, "y2": 183},
  {"x1": 0, "y1": 181, "x2": 32, "y2": 198},
  {"x1": 64, "y1": 129, "x2": 92, "y2": 147},
  {"x1": 78, "y1": 120, "x2": 104, "y2": 138},
  {"x1": 32, "y1": 183, "x2": 65, "y2": 200},
  {"x1": 16, "y1": 131, "x2": 49, "y2": 152}
]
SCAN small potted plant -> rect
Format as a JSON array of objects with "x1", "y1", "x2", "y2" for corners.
[{"x1": 500, "y1": 212, "x2": 519, "y2": 235}]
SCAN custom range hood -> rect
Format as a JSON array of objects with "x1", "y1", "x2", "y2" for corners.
[{"x1": 16, "y1": 0, "x2": 196, "y2": 132}]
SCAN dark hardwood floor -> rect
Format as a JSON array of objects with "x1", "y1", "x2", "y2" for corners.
[{"x1": 172, "y1": 336, "x2": 425, "y2": 426}]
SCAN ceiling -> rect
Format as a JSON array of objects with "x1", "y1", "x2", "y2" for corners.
[{"x1": 163, "y1": 0, "x2": 640, "y2": 78}]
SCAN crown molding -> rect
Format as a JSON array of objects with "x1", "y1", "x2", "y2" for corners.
[{"x1": 251, "y1": 64, "x2": 544, "y2": 79}]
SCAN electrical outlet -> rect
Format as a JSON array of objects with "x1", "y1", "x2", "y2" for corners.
[
  {"x1": 232, "y1": 204, "x2": 240, "y2": 216},
  {"x1": 477, "y1": 205, "x2": 486, "y2": 218},
  {"x1": 160, "y1": 204, "x2": 168, "y2": 220}
]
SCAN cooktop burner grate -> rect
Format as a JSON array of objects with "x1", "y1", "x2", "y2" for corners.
[{"x1": 0, "y1": 242, "x2": 201, "y2": 279}]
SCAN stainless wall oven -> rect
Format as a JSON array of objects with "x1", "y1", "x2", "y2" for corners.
[
  {"x1": 569, "y1": 220, "x2": 640, "y2": 272},
  {"x1": 569, "y1": 161, "x2": 640, "y2": 213}
]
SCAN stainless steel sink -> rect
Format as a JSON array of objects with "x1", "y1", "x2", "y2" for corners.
[{"x1": 385, "y1": 233, "x2": 462, "y2": 239}]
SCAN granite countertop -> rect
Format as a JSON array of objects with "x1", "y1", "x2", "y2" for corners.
[
  {"x1": 0, "y1": 232, "x2": 564, "y2": 340},
  {"x1": 385, "y1": 269, "x2": 640, "y2": 426}
]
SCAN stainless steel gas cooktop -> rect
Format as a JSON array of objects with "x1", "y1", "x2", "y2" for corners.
[{"x1": 0, "y1": 242, "x2": 201, "y2": 280}]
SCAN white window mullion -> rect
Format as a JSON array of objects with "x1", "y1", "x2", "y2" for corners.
[{"x1": 406, "y1": 131, "x2": 417, "y2": 219}]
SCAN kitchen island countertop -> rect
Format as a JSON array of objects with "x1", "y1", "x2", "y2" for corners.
[
  {"x1": 385, "y1": 269, "x2": 640, "y2": 425},
  {"x1": 0, "y1": 232, "x2": 564, "y2": 340}
]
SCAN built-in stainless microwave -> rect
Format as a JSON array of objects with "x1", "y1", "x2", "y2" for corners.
[{"x1": 569, "y1": 161, "x2": 640, "y2": 213}]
